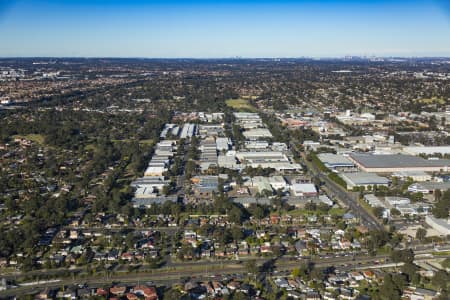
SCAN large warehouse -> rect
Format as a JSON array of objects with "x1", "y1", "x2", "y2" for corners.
[
  {"x1": 348, "y1": 153, "x2": 450, "y2": 173},
  {"x1": 402, "y1": 146, "x2": 450, "y2": 156},
  {"x1": 339, "y1": 172, "x2": 390, "y2": 190},
  {"x1": 317, "y1": 153, "x2": 355, "y2": 171}
]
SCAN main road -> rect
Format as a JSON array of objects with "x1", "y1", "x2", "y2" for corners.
[{"x1": 300, "y1": 151, "x2": 384, "y2": 231}]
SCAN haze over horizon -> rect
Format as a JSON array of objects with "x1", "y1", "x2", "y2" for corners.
[{"x1": 1, "y1": 0, "x2": 450, "y2": 58}]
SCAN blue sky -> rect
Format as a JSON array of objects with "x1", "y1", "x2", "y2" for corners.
[{"x1": 0, "y1": 0, "x2": 450, "y2": 57}]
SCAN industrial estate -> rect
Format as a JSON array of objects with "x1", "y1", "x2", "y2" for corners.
[{"x1": 0, "y1": 57, "x2": 449, "y2": 300}]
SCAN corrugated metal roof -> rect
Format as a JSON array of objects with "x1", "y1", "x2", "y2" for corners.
[{"x1": 350, "y1": 153, "x2": 450, "y2": 168}]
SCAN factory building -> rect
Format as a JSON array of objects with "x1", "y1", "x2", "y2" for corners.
[
  {"x1": 391, "y1": 171, "x2": 432, "y2": 182},
  {"x1": 317, "y1": 153, "x2": 356, "y2": 171},
  {"x1": 408, "y1": 182, "x2": 450, "y2": 194},
  {"x1": 339, "y1": 172, "x2": 390, "y2": 190},
  {"x1": 402, "y1": 146, "x2": 450, "y2": 156},
  {"x1": 348, "y1": 153, "x2": 450, "y2": 173},
  {"x1": 425, "y1": 216, "x2": 450, "y2": 236}
]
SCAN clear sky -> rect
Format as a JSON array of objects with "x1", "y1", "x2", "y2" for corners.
[{"x1": 0, "y1": 0, "x2": 450, "y2": 57}]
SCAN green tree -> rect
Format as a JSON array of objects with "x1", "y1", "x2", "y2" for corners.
[
  {"x1": 245, "y1": 259, "x2": 259, "y2": 275},
  {"x1": 390, "y1": 208, "x2": 401, "y2": 216},
  {"x1": 415, "y1": 228, "x2": 427, "y2": 242},
  {"x1": 433, "y1": 191, "x2": 450, "y2": 218},
  {"x1": 378, "y1": 274, "x2": 402, "y2": 300},
  {"x1": 228, "y1": 206, "x2": 244, "y2": 224},
  {"x1": 435, "y1": 189, "x2": 442, "y2": 202},
  {"x1": 432, "y1": 270, "x2": 450, "y2": 290},
  {"x1": 231, "y1": 226, "x2": 243, "y2": 242},
  {"x1": 401, "y1": 262, "x2": 420, "y2": 285},
  {"x1": 163, "y1": 288, "x2": 183, "y2": 300},
  {"x1": 291, "y1": 267, "x2": 301, "y2": 278},
  {"x1": 391, "y1": 249, "x2": 414, "y2": 264}
]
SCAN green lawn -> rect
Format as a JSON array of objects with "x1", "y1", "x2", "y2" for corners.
[
  {"x1": 12, "y1": 134, "x2": 45, "y2": 144},
  {"x1": 417, "y1": 97, "x2": 445, "y2": 104},
  {"x1": 287, "y1": 208, "x2": 345, "y2": 217},
  {"x1": 433, "y1": 250, "x2": 450, "y2": 256},
  {"x1": 138, "y1": 139, "x2": 154, "y2": 145},
  {"x1": 111, "y1": 138, "x2": 154, "y2": 145},
  {"x1": 85, "y1": 144, "x2": 98, "y2": 152},
  {"x1": 226, "y1": 98, "x2": 257, "y2": 112},
  {"x1": 329, "y1": 208, "x2": 346, "y2": 216},
  {"x1": 283, "y1": 209, "x2": 310, "y2": 217}
]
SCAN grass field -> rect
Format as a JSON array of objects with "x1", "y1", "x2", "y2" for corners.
[
  {"x1": 138, "y1": 139, "x2": 154, "y2": 145},
  {"x1": 417, "y1": 97, "x2": 445, "y2": 104},
  {"x1": 287, "y1": 207, "x2": 346, "y2": 217},
  {"x1": 13, "y1": 134, "x2": 45, "y2": 144},
  {"x1": 85, "y1": 144, "x2": 98, "y2": 152},
  {"x1": 433, "y1": 250, "x2": 450, "y2": 256},
  {"x1": 226, "y1": 98, "x2": 257, "y2": 112},
  {"x1": 86, "y1": 139, "x2": 153, "y2": 153},
  {"x1": 110, "y1": 138, "x2": 154, "y2": 145},
  {"x1": 329, "y1": 207, "x2": 347, "y2": 216}
]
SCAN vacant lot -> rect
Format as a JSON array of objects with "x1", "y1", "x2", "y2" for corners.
[{"x1": 226, "y1": 98, "x2": 257, "y2": 112}]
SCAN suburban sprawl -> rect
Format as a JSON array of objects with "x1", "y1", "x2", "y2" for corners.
[{"x1": 0, "y1": 58, "x2": 449, "y2": 299}]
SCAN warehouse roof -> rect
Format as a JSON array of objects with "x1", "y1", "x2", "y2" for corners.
[
  {"x1": 317, "y1": 153, "x2": 355, "y2": 167},
  {"x1": 403, "y1": 146, "x2": 450, "y2": 155},
  {"x1": 349, "y1": 153, "x2": 450, "y2": 169},
  {"x1": 410, "y1": 181, "x2": 450, "y2": 192},
  {"x1": 340, "y1": 172, "x2": 390, "y2": 185},
  {"x1": 291, "y1": 183, "x2": 317, "y2": 194},
  {"x1": 132, "y1": 196, "x2": 178, "y2": 207},
  {"x1": 232, "y1": 197, "x2": 271, "y2": 206}
]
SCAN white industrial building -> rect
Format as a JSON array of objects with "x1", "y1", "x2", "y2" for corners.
[
  {"x1": 402, "y1": 146, "x2": 450, "y2": 156},
  {"x1": 385, "y1": 196, "x2": 410, "y2": 206},
  {"x1": 218, "y1": 155, "x2": 239, "y2": 169},
  {"x1": 248, "y1": 176, "x2": 273, "y2": 194},
  {"x1": 132, "y1": 196, "x2": 177, "y2": 208},
  {"x1": 160, "y1": 124, "x2": 180, "y2": 139},
  {"x1": 364, "y1": 194, "x2": 385, "y2": 208},
  {"x1": 234, "y1": 151, "x2": 302, "y2": 171},
  {"x1": 236, "y1": 151, "x2": 289, "y2": 163},
  {"x1": 271, "y1": 142, "x2": 288, "y2": 152},
  {"x1": 180, "y1": 123, "x2": 197, "y2": 139},
  {"x1": 290, "y1": 183, "x2": 318, "y2": 197},
  {"x1": 134, "y1": 186, "x2": 159, "y2": 198},
  {"x1": 144, "y1": 166, "x2": 166, "y2": 177},
  {"x1": 131, "y1": 176, "x2": 168, "y2": 192},
  {"x1": 395, "y1": 203, "x2": 432, "y2": 216},
  {"x1": 391, "y1": 171, "x2": 432, "y2": 182},
  {"x1": 408, "y1": 182, "x2": 450, "y2": 194},
  {"x1": 268, "y1": 176, "x2": 288, "y2": 191},
  {"x1": 199, "y1": 137, "x2": 218, "y2": 172},
  {"x1": 216, "y1": 137, "x2": 231, "y2": 151},
  {"x1": 198, "y1": 124, "x2": 223, "y2": 137},
  {"x1": 364, "y1": 194, "x2": 389, "y2": 218},
  {"x1": 318, "y1": 194, "x2": 333, "y2": 206},
  {"x1": 243, "y1": 128, "x2": 273, "y2": 140},
  {"x1": 233, "y1": 112, "x2": 263, "y2": 129},
  {"x1": 317, "y1": 153, "x2": 355, "y2": 171},
  {"x1": 425, "y1": 216, "x2": 450, "y2": 236},
  {"x1": 339, "y1": 172, "x2": 390, "y2": 190},
  {"x1": 348, "y1": 153, "x2": 450, "y2": 173},
  {"x1": 245, "y1": 141, "x2": 270, "y2": 149}
]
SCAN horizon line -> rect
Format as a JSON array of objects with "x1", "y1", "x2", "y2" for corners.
[{"x1": 1, "y1": 56, "x2": 450, "y2": 60}]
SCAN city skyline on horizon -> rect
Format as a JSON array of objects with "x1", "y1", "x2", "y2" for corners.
[{"x1": 1, "y1": 0, "x2": 450, "y2": 57}]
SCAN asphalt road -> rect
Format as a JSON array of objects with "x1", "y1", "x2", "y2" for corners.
[{"x1": 301, "y1": 152, "x2": 384, "y2": 231}]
